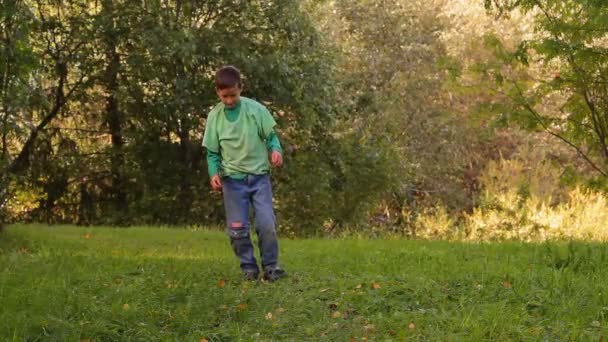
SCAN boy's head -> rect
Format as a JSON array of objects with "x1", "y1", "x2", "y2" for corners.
[{"x1": 215, "y1": 65, "x2": 242, "y2": 109}]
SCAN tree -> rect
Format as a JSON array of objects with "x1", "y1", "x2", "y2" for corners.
[
  {"x1": 307, "y1": 0, "x2": 477, "y2": 233},
  {"x1": 0, "y1": 0, "x2": 94, "y2": 227},
  {"x1": 485, "y1": 0, "x2": 608, "y2": 181}
]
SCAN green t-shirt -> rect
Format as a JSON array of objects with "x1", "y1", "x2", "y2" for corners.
[{"x1": 203, "y1": 97, "x2": 277, "y2": 177}]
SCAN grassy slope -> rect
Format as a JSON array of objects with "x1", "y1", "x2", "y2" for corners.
[{"x1": 1, "y1": 224, "x2": 608, "y2": 341}]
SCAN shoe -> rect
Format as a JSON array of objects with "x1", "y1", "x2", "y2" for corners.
[
  {"x1": 243, "y1": 270, "x2": 259, "y2": 281},
  {"x1": 262, "y1": 268, "x2": 287, "y2": 282}
]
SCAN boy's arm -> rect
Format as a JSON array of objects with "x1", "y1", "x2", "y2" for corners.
[
  {"x1": 266, "y1": 130, "x2": 283, "y2": 168},
  {"x1": 206, "y1": 149, "x2": 223, "y2": 191},
  {"x1": 258, "y1": 105, "x2": 283, "y2": 167},
  {"x1": 202, "y1": 110, "x2": 223, "y2": 190},
  {"x1": 266, "y1": 130, "x2": 283, "y2": 153},
  {"x1": 207, "y1": 149, "x2": 222, "y2": 177}
]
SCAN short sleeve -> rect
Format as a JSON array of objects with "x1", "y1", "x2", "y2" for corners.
[
  {"x1": 202, "y1": 111, "x2": 219, "y2": 153},
  {"x1": 258, "y1": 106, "x2": 277, "y2": 139}
]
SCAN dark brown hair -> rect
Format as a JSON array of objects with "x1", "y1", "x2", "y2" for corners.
[{"x1": 215, "y1": 65, "x2": 242, "y2": 89}]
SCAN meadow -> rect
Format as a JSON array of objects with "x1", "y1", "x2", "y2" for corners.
[{"x1": 2, "y1": 225, "x2": 608, "y2": 341}]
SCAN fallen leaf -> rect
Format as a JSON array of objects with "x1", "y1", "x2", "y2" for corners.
[
  {"x1": 237, "y1": 303, "x2": 248, "y2": 311},
  {"x1": 218, "y1": 279, "x2": 226, "y2": 288},
  {"x1": 123, "y1": 303, "x2": 130, "y2": 310},
  {"x1": 328, "y1": 302, "x2": 338, "y2": 311},
  {"x1": 265, "y1": 312, "x2": 273, "y2": 320},
  {"x1": 332, "y1": 311, "x2": 342, "y2": 318},
  {"x1": 362, "y1": 337, "x2": 368, "y2": 341},
  {"x1": 372, "y1": 283, "x2": 381, "y2": 289},
  {"x1": 355, "y1": 284, "x2": 362, "y2": 289},
  {"x1": 276, "y1": 307, "x2": 285, "y2": 313},
  {"x1": 388, "y1": 329, "x2": 397, "y2": 336},
  {"x1": 503, "y1": 281, "x2": 512, "y2": 289},
  {"x1": 364, "y1": 324, "x2": 375, "y2": 332},
  {"x1": 200, "y1": 339, "x2": 209, "y2": 342},
  {"x1": 408, "y1": 322, "x2": 416, "y2": 330},
  {"x1": 320, "y1": 288, "x2": 329, "y2": 292},
  {"x1": 84, "y1": 233, "x2": 92, "y2": 239}
]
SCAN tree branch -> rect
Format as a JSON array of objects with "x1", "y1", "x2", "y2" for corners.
[{"x1": 513, "y1": 82, "x2": 607, "y2": 177}]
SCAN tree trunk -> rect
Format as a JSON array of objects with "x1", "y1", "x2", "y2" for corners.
[{"x1": 102, "y1": 0, "x2": 128, "y2": 221}]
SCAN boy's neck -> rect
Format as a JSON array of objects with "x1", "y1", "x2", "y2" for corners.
[{"x1": 224, "y1": 100, "x2": 241, "y2": 111}]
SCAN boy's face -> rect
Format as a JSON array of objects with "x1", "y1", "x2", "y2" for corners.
[{"x1": 216, "y1": 85, "x2": 241, "y2": 109}]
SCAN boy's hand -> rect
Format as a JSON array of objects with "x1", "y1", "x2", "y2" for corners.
[
  {"x1": 210, "y1": 174, "x2": 222, "y2": 191},
  {"x1": 271, "y1": 151, "x2": 283, "y2": 168}
]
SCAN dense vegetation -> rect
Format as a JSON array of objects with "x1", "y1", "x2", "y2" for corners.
[{"x1": 1, "y1": 0, "x2": 606, "y2": 239}]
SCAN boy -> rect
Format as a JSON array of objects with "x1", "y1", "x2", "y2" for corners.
[{"x1": 202, "y1": 66, "x2": 287, "y2": 282}]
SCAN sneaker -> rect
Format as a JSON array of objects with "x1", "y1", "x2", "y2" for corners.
[
  {"x1": 243, "y1": 270, "x2": 259, "y2": 281},
  {"x1": 262, "y1": 268, "x2": 287, "y2": 282}
]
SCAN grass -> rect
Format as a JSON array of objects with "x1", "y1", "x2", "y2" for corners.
[{"x1": 1, "y1": 225, "x2": 608, "y2": 341}]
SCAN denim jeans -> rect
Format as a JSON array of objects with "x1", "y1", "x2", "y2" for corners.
[{"x1": 222, "y1": 174, "x2": 279, "y2": 272}]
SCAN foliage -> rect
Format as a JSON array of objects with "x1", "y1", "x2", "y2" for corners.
[
  {"x1": 309, "y1": 0, "x2": 478, "y2": 230},
  {"x1": 1, "y1": 0, "x2": 606, "y2": 237},
  {"x1": 0, "y1": 0, "x2": 343, "y2": 230},
  {"x1": 466, "y1": 140, "x2": 608, "y2": 241},
  {"x1": 483, "y1": 0, "x2": 608, "y2": 180}
]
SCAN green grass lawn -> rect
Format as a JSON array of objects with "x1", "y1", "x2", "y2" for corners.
[{"x1": 2, "y1": 225, "x2": 608, "y2": 341}]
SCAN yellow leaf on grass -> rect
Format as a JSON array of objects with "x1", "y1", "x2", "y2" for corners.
[
  {"x1": 237, "y1": 303, "x2": 248, "y2": 311},
  {"x1": 265, "y1": 312, "x2": 273, "y2": 320},
  {"x1": 218, "y1": 279, "x2": 226, "y2": 288},
  {"x1": 123, "y1": 303, "x2": 130, "y2": 310},
  {"x1": 200, "y1": 339, "x2": 209, "y2": 342},
  {"x1": 503, "y1": 281, "x2": 512, "y2": 289},
  {"x1": 372, "y1": 283, "x2": 381, "y2": 289},
  {"x1": 355, "y1": 284, "x2": 362, "y2": 289},
  {"x1": 408, "y1": 322, "x2": 416, "y2": 330},
  {"x1": 320, "y1": 288, "x2": 329, "y2": 292},
  {"x1": 332, "y1": 311, "x2": 342, "y2": 318},
  {"x1": 83, "y1": 233, "x2": 92, "y2": 239}
]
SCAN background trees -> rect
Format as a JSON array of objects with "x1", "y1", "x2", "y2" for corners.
[{"x1": 1, "y1": 0, "x2": 605, "y2": 237}]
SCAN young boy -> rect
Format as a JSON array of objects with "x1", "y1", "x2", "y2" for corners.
[{"x1": 202, "y1": 66, "x2": 286, "y2": 282}]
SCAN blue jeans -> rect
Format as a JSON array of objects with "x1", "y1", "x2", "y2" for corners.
[{"x1": 222, "y1": 174, "x2": 279, "y2": 272}]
